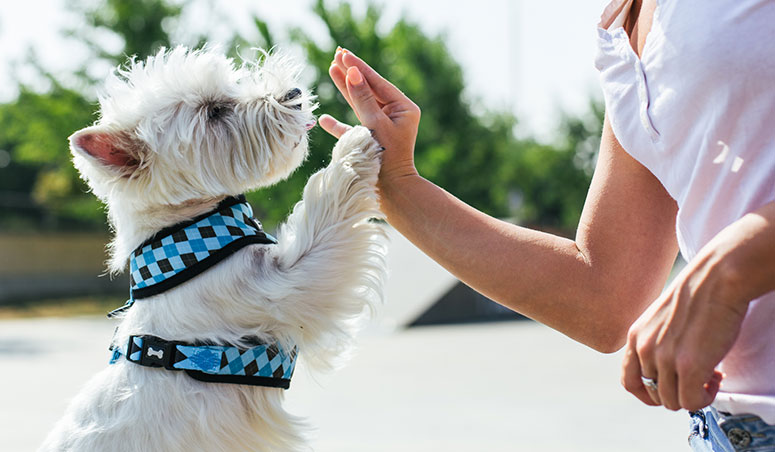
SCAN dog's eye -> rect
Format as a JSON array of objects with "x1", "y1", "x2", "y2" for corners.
[{"x1": 281, "y1": 88, "x2": 303, "y2": 110}]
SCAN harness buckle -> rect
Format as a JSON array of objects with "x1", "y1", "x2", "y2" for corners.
[{"x1": 130, "y1": 335, "x2": 179, "y2": 370}]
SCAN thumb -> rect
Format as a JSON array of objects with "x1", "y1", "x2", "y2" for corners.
[
  {"x1": 319, "y1": 114, "x2": 352, "y2": 139},
  {"x1": 702, "y1": 371, "x2": 724, "y2": 404},
  {"x1": 346, "y1": 66, "x2": 385, "y2": 128}
]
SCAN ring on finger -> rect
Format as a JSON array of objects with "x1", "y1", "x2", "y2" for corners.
[{"x1": 641, "y1": 376, "x2": 658, "y2": 391}]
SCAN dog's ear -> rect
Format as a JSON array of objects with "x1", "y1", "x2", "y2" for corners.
[{"x1": 69, "y1": 127, "x2": 145, "y2": 175}]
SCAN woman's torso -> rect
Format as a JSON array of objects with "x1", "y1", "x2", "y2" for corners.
[{"x1": 595, "y1": 0, "x2": 775, "y2": 423}]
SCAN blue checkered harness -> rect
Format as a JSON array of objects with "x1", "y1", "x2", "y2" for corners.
[
  {"x1": 109, "y1": 334, "x2": 297, "y2": 389},
  {"x1": 107, "y1": 196, "x2": 277, "y2": 317},
  {"x1": 129, "y1": 195, "x2": 277, "y2": 301},
  {"x1": 107, "y1": 195, "x2": 298, "y2": 389}
]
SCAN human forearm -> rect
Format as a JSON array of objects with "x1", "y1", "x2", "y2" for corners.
[
  {"x1": 706, "y1": 201, "x2": 775, "y2": 305},
  {"x1": 380, "y1": 172, "x2": 633, "y2": 351},
  {"x1": 324, "y1": 49, "x2": 678, "y2": 352}
]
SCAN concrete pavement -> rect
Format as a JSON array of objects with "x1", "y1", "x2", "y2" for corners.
[{"x1": 1, "y1": 316, "x2": 688, "y2": 451}]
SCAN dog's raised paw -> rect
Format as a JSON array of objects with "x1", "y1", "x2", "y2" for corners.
[{"x1": 331, "y1": 126, "x2": 382, "y2": 164}]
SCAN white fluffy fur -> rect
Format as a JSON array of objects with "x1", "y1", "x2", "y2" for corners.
[{"x1": 41, "y1": 46, "x2": 387, "y2": 452}]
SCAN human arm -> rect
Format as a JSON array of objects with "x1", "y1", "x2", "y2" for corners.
[
  {"x1": 622, "y1": 201, "x2": 775, "y2": 411},
  {"x1": 321, "y1": 49, "x2": 679, "y2": 352}
]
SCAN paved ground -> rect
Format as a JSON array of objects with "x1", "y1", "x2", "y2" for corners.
[{"x1": 0, "y1": 316, "x2": 690, "y2": 451}]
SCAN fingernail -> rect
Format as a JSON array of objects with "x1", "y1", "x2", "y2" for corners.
[
  {"x1": 336, "y1": 46, "x2": 342, "y2": 54},
  {"x1": 347, "y1": 66, "x2": 363, "y2": 86}
]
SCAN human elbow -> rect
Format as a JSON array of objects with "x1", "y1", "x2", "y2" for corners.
[
  {"x1": 583, "y1": 279, "x2": 653, "y2": 354},
  {"x1": 591, "y1": 332, "x2": 627, "y2": 354},
  {"x1": 586, "y1": 317, "x2": 631, "y2": 354}
]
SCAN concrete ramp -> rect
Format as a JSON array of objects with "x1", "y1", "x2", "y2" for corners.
[{"x1": 378, "y1": 227, "x2": 459, "y2": 330}]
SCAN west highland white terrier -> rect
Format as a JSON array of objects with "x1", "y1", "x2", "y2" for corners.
[{"x1": 40, "y1": 46, "x2": 387, "y2": 452}]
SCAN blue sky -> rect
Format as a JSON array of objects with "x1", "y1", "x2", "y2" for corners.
[{"x1": 0, "y1": 0, "x2": 609, "y2": 138}]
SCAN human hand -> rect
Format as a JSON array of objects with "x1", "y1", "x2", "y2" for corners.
[
  {"x1": 620, "y1": 218, "x2": 763, "y2": 411},
  {"x1": 320, "y1": 48, "x2": 421, "y2": 189}
]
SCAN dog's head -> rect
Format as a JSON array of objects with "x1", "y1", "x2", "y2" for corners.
[{"x1": 70, "y1": 46, "x2": 316, "y2": 206}]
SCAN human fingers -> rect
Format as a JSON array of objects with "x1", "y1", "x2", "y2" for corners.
[
  {"x1": 346, "y1": 66, "x2": 388, "y2": 128},
  {"x1": 621, "y1": 340, "x2": 660, "y2": 406},
  {"x1": 335, "y1": 45, "x2": 346, "y2": 69},
  {"x1": 318, "y1": 114, "x2": 352, "y2": 139},
  {"x1": 702, "y1": 371, "x2": 724, "y2": 403},
  {"x1": 341, "y1": 49, "x2": 410, "y2": 105},
  {"x1": 639, "y1": 364, "x2": 663, "y2": 407},
  {"x1": 655, "y1": 368, "x2": 680, "y2": 411},
  {"x1": 679, "y1": 368, "x2": 723, "y2": 411},
  {"x1": 631, "y1": 327, "x2": 664, "y2": 406},
  {"x1": 329, "y1": 58, "x2": 354, "y2": 111}
]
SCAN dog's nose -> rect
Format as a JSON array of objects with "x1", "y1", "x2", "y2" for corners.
[{"x1": 281, "y1": 88, "x2": 303, "y2": 110}]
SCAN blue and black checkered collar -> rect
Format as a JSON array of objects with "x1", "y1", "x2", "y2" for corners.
[
  {"x1": 109, "y1": 195, "x2": 277, "y2": 317},
  {"x1": 106, "y1": 196, "x2": 299, "y2": 389},
  {"x1": 109, "y1": 334, "x2": 298, "y2": 389}
]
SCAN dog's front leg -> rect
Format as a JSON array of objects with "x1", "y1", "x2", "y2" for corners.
[{"x1": 260, "y1": 126, "x2": 387, "y2": 364}]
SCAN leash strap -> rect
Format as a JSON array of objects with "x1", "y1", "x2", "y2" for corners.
[{"x1": 110, "y1": 334, "x2": 297, "y2": 389}]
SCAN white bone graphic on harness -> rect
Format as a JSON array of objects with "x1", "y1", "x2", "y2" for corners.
[{"x1": 146, "y1": 347, "x2": 164, "y2": 359}]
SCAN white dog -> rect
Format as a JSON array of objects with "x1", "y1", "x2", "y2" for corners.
[{"x1": 40, "y1": 46, "x2": 387, "y2": 452}]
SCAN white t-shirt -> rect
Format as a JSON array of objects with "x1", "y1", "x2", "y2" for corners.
[{"x1": 595, "y1": 0, "x2": 775, "y2": 422}]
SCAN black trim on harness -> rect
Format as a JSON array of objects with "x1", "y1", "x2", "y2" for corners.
[
  {"x1": 131, "y1": 234, "x2": 275, "y2": 300},
  {"x1": 184, "y1": 371, "x2": 291, "y2": 389},
  {"x1": 116, "y1": 334, "x2": 294, "y2": 389},
  {"x1": 137, "y1": 195, "x2": 248, "y2": 250}
]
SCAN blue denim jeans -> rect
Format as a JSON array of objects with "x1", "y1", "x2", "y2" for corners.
[{"x1": 689, "y1": 407, "x2": 775, "y2": 451}]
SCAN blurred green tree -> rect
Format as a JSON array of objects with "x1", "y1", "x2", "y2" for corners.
[
  {"x1": 75, "y1": 0, "x2": 182, "y2": 66},
  {"x1": 509, "y1": 100, "x2": 604, "y2": 230},
  {"x1": 0, "y1": 0, "x2": 183, "y2": 230},
  {"x1": 279, "y1": 0, "x2": 600, "y2": 232},
  {"x1": 0, "y1": 82, "x2": 101, "y2": 230},
  {"x1": 254, "y1": 1, "x2": 531, "y2": 225},
  {"x1": 0, "y1": 0, "x2": 601, "y2": 236}
]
